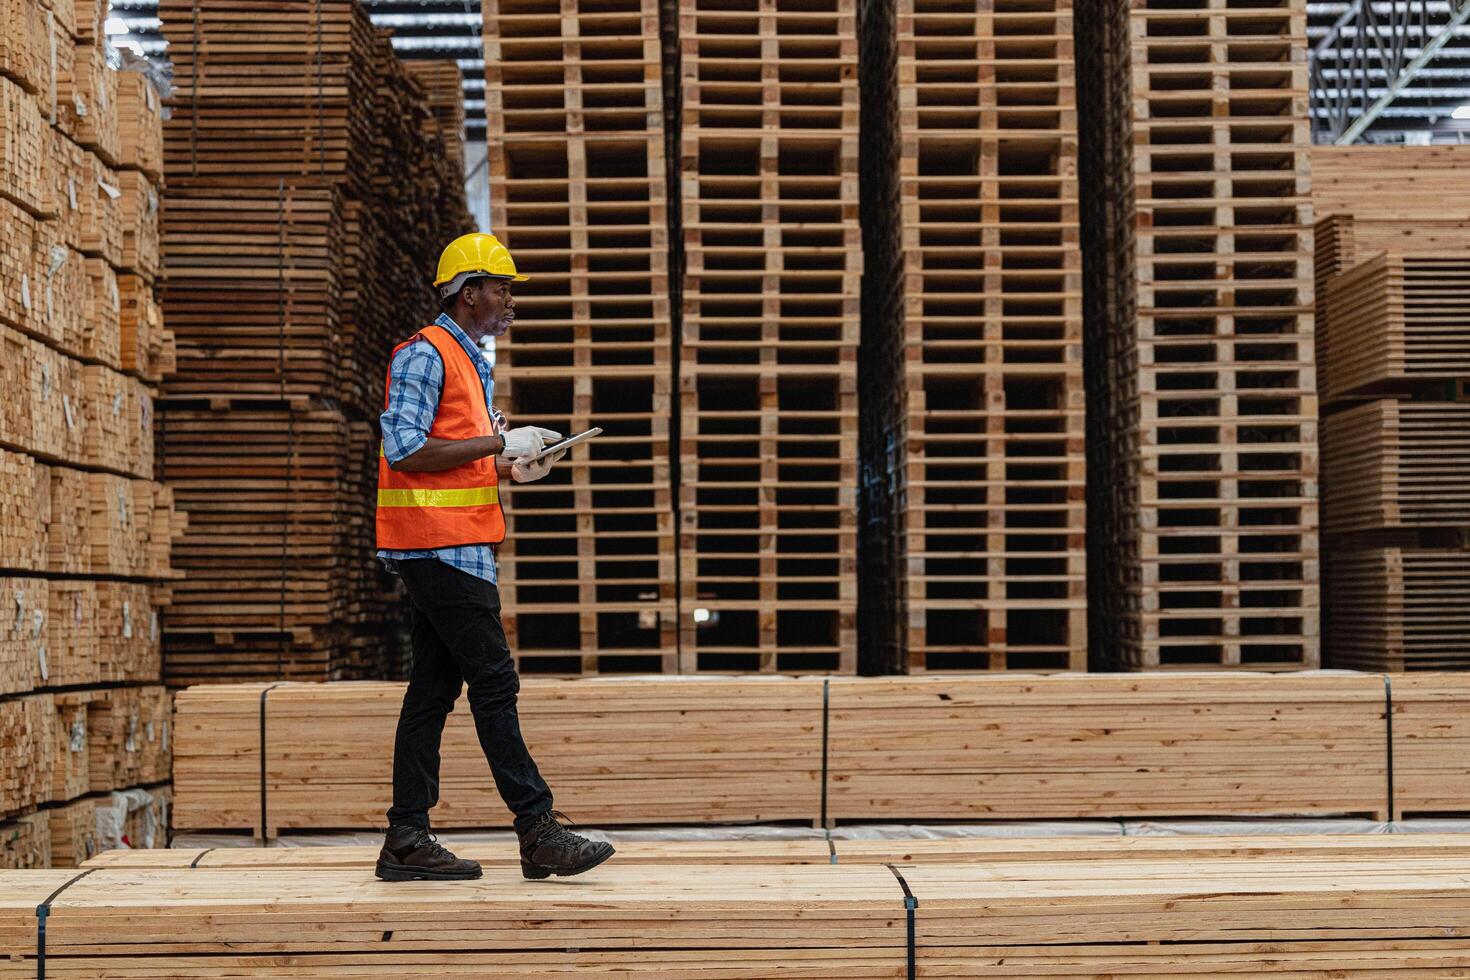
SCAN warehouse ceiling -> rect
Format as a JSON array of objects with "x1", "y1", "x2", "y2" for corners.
[
  {"x1": 1310, "y1": 1, "x2": 1470, "y2": 144},
  {"x1": 109, "y1": 1, "x2": 1470, "y2": 148},
  {"x1": 108, "y1": 0, "x2": 490, "y2": 142}
]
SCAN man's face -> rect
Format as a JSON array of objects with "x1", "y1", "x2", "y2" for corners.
[{"x1": 465, "y1": 278, "x2": 515, "y2": 337}]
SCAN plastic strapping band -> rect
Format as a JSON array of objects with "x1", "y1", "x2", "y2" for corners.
[
  {"x1": 826, "y1": 835, "x2": 837, "y2": 865},
  {"x1": 886, "y1": 863, "x2": 917, "y2": 980},
  {"x1": 189, "y1": 848, "x2": 214, "y2": 869},
  {"x1": 1384, "y1": 674, "x2": 1395, "y2": 826},
  {"x1": 819, "y1": 678, "x2": 830, "y2": 829},
  {"x1": 259, "y1": 683, "x2": 284, "y2": 844},
  {"x1": 36, "y1": 867, "x2": 96, "y2": 979}
]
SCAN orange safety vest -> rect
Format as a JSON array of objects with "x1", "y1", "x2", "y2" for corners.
[{"x1": 376, "y1": 325, "x2": 506, "y2": 549}]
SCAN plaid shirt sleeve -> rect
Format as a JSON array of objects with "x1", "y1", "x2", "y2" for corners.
[{"x1": 380, "y1": 340, "x2": 443, "y2": 465}]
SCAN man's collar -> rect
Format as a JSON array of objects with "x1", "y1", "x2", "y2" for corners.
[{"x1": 434, "y1": 312, "x2": 492, "y2": 372}]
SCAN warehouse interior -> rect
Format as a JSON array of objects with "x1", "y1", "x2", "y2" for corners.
[{"x1": 6, "y1": 0, "x2": 1470, "y2": 974}]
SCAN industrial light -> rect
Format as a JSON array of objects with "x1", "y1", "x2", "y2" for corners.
[{"x1": 693, "y1": 608, "x2": 711, "y2": 624}]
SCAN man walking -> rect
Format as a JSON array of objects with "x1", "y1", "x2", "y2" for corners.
[{"x1": 373, "y1": 232, "x2": 616, "y2": 882}]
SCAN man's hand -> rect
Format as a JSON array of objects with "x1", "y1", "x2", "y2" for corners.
[
  {"x1": 511, "y1": 449, "x2": 565, "y2": 484},
  {"x1": 500, "y1": 426, "x2": 562, "y2": 459}
]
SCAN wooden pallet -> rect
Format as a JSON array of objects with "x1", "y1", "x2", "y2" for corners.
[
  {"x1": 676, "y1": 0, "x2": 861, "y2": 673},
  {"x1": 1078, "y1": 0, "x2": 1319, "y2": 671},
  {"x1": 860, "y1": 0, "x2": 1086, "y2": 672},
  {"x1": 483, "y1": 0, "x2": 678, "y2": 674}
]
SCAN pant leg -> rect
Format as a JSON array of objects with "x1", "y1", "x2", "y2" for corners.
[
  {"x1": 396, "y1": 558, "x2": 554, "y2": 833},
  {"x1": 386, "y1": 596, "x2": 464, "y2": 829}
]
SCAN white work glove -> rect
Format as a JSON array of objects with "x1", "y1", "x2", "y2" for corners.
[
  {"x1": 511, "y1": 449, "x2": 565, "y2": 484},
  {"x1": 499, "y1": 426, "x2": 561, "y2": 459}
]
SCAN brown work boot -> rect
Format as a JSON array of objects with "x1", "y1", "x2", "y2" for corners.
[
  {"x1": 518, "y1": 811, "x2": 615, "y2": 879},
  {"x1": 375, "y1": 825, "x2": 482, "y2": 881}
]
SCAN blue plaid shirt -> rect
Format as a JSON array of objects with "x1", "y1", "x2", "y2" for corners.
[{"x1": 377, "y1": 312, "x2": 506, "y2": 583}]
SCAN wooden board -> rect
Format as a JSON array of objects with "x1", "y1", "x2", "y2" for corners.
[
  {"x1": 10, "y1": 850, "x2": 1470, "y2": 975},
  {"x1": 172, "y1": 677, "x2": 824, "y2": 834},
  {"x1": 1322, "y1": 252, "x2": 1470, "y2": 403},
  {"x1": 164, "y1": 673, "x2": 1470, "y2": 834},
  {"x1": 827, "y1": 672, "x2": 1389, "y2": 821},
  {"x1": 84, "y1": 832, "x2": 1470, "y2": 871}
]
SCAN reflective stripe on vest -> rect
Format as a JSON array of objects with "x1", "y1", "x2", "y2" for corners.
[{"x1": 377, "y1": 486, "x2": 501, "y2": 508}]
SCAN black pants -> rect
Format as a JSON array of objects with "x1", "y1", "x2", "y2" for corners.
[{"x1": 387, "y1": 557, "x2": 553, "y2": 834}]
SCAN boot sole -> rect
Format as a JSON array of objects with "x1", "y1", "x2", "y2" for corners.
[
  {"x1": 375, "y1": 862, "x2": 483, "y2": 882},
  {"x1": 522, "y1": 845, "x2": 616, "y2": 881}
]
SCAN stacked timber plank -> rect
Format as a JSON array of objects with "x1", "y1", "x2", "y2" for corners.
[
  {"x1": 858, "y1": 0, "x2": 1085, "y2": 672},
  {"x1": 1311, "y1": 147, "x2": 1470, "y2": 671},
  {"x1": 0, "y1": 3, "x2": 178, "y2": 868},
  {"x1": 84, "y1": 832, "x2": 1470, "y2": 871},
  {"x1": 481, "y1": 0, "x2": 678, "y2": 675},
  {"x1": 172, "y1": 678, "x2": 822, "y2": 835},
  {"x1": 1077, "y1": 0, "x2": 1320, "y2": 670},
  {"x1": 13, "y1": 846, "x2": 1470, "y2": 975},
  {"x1": 166, "y1": 672, "x2": 1470, "y2": 835},
  {"x1": 676, "y1": 0, "x2": 860, "y2": 673},
  {"x1": 156, "y1": 2, "x2": 474, "y2": 685}
]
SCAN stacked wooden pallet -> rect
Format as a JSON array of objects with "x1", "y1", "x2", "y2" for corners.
[
  {"x1": 0, "y1": 2, "x2": 179, "y2": 869},
  {"x1": 168, "y1": 672, "x2": 1470, "y2": 834},
  {"x1": 858, "y1": 0, "x2": 1085, "y2": 672},
  {"x1": 1077, "y1": 0, "x2": 1319, "y2": 670},
  {"x1": 1311, "y1": 146, "x2": 1470, "y2": 671},
  {"x1": 13, "y1": 847, "x2": 1470, "y2": 976},
  {"x1": 156, "y1": 1, "x2": 473, "y2": 685},
  {"x1": 481, "y1": 0, "x2": 677, "y2": 675},
  {"x1": 676, "y1": 0, "x2": 860, "y2": 673}
]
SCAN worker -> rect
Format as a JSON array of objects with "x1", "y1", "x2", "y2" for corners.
[{"x1": 372, "y1": 232, "x2": 616, "y2": 882}]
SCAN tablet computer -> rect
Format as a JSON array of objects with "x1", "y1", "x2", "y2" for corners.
[{"x1": 521, "y1": 427, "x2": 602, "y2": 463}]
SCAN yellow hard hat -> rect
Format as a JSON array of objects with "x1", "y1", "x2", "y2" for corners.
[{"x1": 434, "y1": 232, "x2": 528, "y2": 299}]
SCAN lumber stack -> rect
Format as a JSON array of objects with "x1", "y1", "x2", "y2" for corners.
[
  {"x1": 1311, "y1": 147, "x2": 1470, "y2": 671},
  {"x1": 0, "y1": 2, "x2": 179, "y2": 868},
  {"x1": 156, "y1": 2, "x2": 474, "y2": 685},
  {"x1": 676, "y1": 0, "x2": 860, "y2": 673},
  {"x1": 858, "y1": 0, "x2": 1085, "y2": 672},
  {"x1": 481, "y1": 0, "x2": 677, "y2": 675},
  {"x1": 13, "y1": 847, "x2": 1470, "y2": 975},
  {"x1": 172, "y1": 678, "x2": 823, "y2": 835},
  {"x1": 83, "y1": 832, "x2": 1470, "y2": 871},
  {"x1": 167, "y1": 672, "x2": 1470, "y2": 834},
  {"x1": 1077, "y1": 0, "x2": 1320, "y2": 670}
]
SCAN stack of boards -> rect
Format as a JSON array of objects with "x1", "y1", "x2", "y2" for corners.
[
  {"x1": 858, "y1": 0, "x2": 1087, "y2": 672},
  {"x1": 0, "y1": 0, "x2": 176, "y2": 869},
  {"x1": 5, "y1": 836, "x2": 1470, "y2": 975},
  {"x1": 171, "y1": 672, "x2": 1470, "y2": 836},
  {"x1": 155, "y1": 0, "x2": 475, "y2": 685},
  {"x1": 481, "y1": 0, "x2": 680, "y2": 676},
  {"x1": 1312, "y1": 146, "x2": 1470, "y2": 671},
  {"x1": 1077, "y1": 0, "x2": 1320, "y2": 671}
]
